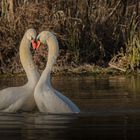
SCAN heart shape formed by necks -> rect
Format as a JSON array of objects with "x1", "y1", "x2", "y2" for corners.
[{"x1": 31, "y1": 40, "x2": 41, "y2": 50}]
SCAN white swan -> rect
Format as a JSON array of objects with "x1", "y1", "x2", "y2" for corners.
[
  {"x1": 34, "y1": 31, "x2": 80, "y2": 113},
  {"x1": 0, "y1": 29, "x2": 40, "y2": 112}
]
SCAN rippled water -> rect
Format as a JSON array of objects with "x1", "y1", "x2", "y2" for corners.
[{"x1": 0, "y1": 76, "x2": 140, "y2": 140}]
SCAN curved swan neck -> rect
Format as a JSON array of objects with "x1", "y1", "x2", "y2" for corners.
[
  {"x1": 46, "y1": 32, "x2": 59, "y2": 69},
  {"x1": 20, "y1": 35, "x2": 40, "y2": 85},
  {"x1": 37, "y1": 32, "x2": 59, "y2": 87},
  {"x1": 38, "y1": 66, "x2": 52, "y2": 87}
]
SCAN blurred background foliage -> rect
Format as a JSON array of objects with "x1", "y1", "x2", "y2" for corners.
[{"x1": 0, "y1": 0, "x2": 139, "y2": 74}]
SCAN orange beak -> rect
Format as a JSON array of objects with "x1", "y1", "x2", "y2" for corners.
[
  {"x1": 36, "y1": 40, "x2": 41, "y2": 49},
  {"x1": 31, "y1": 40, "x2": 41, "y2": 50},
  {"x1": 31, "y1": 40, "x2": 37, "y2": 49}
]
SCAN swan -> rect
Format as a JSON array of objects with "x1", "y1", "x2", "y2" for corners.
[
  {"x1": 34, "y1": 31, "x2": 80, "y2": 113},
  {"x1": 0, "y1": 29, "x2": 40, "y2": 112}
]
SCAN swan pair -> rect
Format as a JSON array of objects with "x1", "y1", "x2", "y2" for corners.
[{"x1": 0, "y1": 29, "x2": 80, "y2": 113}]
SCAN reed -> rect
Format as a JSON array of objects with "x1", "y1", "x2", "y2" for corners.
[
  {"x1": 126, "y1": 15, "x2": 140, "y2": 70},
  {"x1": 0, "y1": 0, "x2": 139, "y2": 74},
  {"x1": 1, "y1": 0, "x2": 7, "y2": 17}
]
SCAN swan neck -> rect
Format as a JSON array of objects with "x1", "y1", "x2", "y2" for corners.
[
  {"x1": 37, "y1": 32, "x2": 59, "y2": 87},
  {"x1": 39, "y1": 67, "x2": 52, "y2": 87},
  {"x1": 20, "y1": 35, "x2": 40, "y2": 84}
]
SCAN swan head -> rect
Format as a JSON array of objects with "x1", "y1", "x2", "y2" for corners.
[
  {"x1": 25, "y1": 28, "x2": 36, "y2": 41},
  {"x1": 35, "y1": 31, "x2": 55, "y2": 49},
  {"x1": 25, "y1": 28, "x2": 37, "y2": 49},
  {"x1": 37, "y1": 31, "x2": 51, "y2": 44},
  {"x1": 34, "y1": 31, "x2": 59, "y2": 58}
]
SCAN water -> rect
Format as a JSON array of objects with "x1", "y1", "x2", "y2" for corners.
[{"x1": 0, "y1": 75, "x2": 140, "y2": 140}]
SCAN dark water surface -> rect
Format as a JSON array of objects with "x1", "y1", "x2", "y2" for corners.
[{"x1": 0, "y1": 75, "x2": 140, "y2": 140}]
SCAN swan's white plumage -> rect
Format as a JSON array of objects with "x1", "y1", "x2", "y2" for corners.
[
  {"x1": 0, "y1": 29, "x2": 40, "y2": 112},
  {"x1": 34, "y1": 31, "x2": 80, "y2": 113}
]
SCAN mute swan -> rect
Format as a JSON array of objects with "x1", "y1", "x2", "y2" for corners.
[
  {"x1": 0, "y1": 29, "x2": 40, "y2": 112},
  {"x1": 34, "y1": 31, "x2": 80, "y2": 113}
]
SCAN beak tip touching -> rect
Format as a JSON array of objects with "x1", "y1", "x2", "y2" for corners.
[
  {"x1": 36, "y1": 40, "x2": 41, "y2": 49},
  {"x1": 31, "y1": 40, "x2": 41, "y2": 50}
]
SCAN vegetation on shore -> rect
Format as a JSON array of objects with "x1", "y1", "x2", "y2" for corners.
[{"x1": 0, "y1": 0, "x2": 139, "y2": 75}]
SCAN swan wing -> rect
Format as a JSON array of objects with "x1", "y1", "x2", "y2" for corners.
[
  {"x1": 55, "y1": 90, "x2": 80, "y2": 113},
  {"x1": 40, "y1": 87, "x2": 80, "y2": 113},
  {"x1": 0, "y1": 86, "x2": 26, "y2": 110}
]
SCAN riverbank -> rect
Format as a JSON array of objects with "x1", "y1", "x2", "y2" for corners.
[{"x1": 0, "y1": 64, "x2": 138, "y2": 78}]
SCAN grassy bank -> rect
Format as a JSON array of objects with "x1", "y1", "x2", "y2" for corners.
[
  {"x1": 0, "y1": 0, "x2": 139, "y2": 75},
  {"x1": 0, "y1": 64, "x2": 133, "y2": 77}
]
